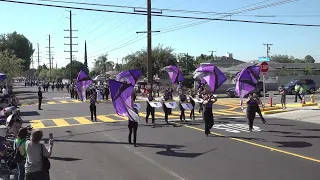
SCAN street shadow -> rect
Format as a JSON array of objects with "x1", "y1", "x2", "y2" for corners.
[
  {"x1": 273, "y1": 141, "x2": 312, "y2": 148},
  {"x1": 265, "y1": 130, "x2": 301, "y2": 135},
  {"x1": 156, "y1": 147, "x2": 217, "y2": 158},
  {"x1": 43, "y1": 127, "x2": 129, "y2": 140},
  {"x1": 282, "y1": 135, "x2": 320, "y2": 139},
  {"x1": 295, "y1": 128, "x2": 320, "y2": 132},
  {"x1": 19, "y1": 95, "x2": 39, "y2": 100},
  {"x1": 50, "y1": 157, "x2": 82, "y2": 161},
  {"x1": 20, "y1": 111, "x2": 40, "y2": 116},
  {"x1": 266, "y1": 123, "x2": 295, "y2": 127},
  {"x1": 218, "y1": 135, "x2": 267, "y2": 142},
  {"x1": 47, "y1": 109, "x2": 61, "y2": 112}
]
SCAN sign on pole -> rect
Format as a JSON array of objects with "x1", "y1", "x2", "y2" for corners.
[
  {"x1": 260, "y1": 61, "x2": 269, "y2": 103},
  {"x1": 258, "y1": 57, "x2": 270, "y2": 62}
]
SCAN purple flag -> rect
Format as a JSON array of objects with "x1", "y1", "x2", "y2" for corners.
[
  {"x1": 115, "y1": 69, "x2": 141, "y2": 86},
  {"x1": 163, "y1": 65, "x2": 184, "y2": 84},
  {"x1": 109, "y1": 80, "x2": 139, "y2": 122},
  {"x1": 194, "y1": 64, "x2": 227, "y2": 92},
  {"x1": 235, "y1": 65, "x2": 260, "y2": 99},
  {"x1": 76, "y1": 70, "x2": 92, "y2": 101}
]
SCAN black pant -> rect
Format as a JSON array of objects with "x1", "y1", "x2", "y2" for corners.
[
  {"x1": 90, "y1": 104, "x2": 97, "y2": 121},
  {"x1": 180, "y1": 108, "x2": 185, "y2": 121},
  {"x1": 190, "y1": 108, "x2": 195, "y2": 120},
  {"x1": 163, "y1": 107, "x2": 169, "y2": 123},
  {"x1": 247, "y1": 106, "x2": 256, "y2": 130},
  {"x1": 295, "y1": 92, "x2": 302, "y2": 102},
  {"x1": 199, "y1": 103, "x2": 203, "y2": 113},
  {"x1": 255, "y1": 105, "x2": 265, "y2": 122},
  {"x1": 128, "y1": 120, "x2": 138, "y2": 145},
  {"x1": 146, "y1": 107, "x2": 155, "y2": 123},
  {"x1": 26, "y1": 171, "x2": 50, "y2": 180},
  {"x1": 38, "y1": 98, "x2": 42, "y2": 109},
  {"x1": 204, "y1": 114, "x2": 214, "y2": 135}
]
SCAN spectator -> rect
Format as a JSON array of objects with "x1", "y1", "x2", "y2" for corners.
[{"x1": 25, "y1": 130, "x2": 53, "y2": 180}]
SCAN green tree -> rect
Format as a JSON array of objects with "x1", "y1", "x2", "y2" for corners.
[
  {"x1": 225, "y1": 72, "x2": 235, "y2": 83},
  {"x1": 304, "y1": 64, "x2": 312, "y2": 75},
  {"x1": 0, "y1": 50, "x2": 25, "y2": 78},
  {"x1": 177, "y1": 53, "x2": 195, "y2": 75},
  {"x1": 84, "y1": 40, "x2": 88, "y2": 68},
  {"x1": 114, "y1": 63, "x2": 123, "y2": 72},
  {"x1": 38, "y1": 69, "x2": 49, "y2": 79},
  {"x1": 93, "y1": 54, "x2": 114, "y2": 74},
  {"x1": 123, "y1": 44, "x2": 177, "y2": 76},
  {"x1": 65, "y1": 61, "x2": 89, "y2": 80},
  {"x1": 195, "y1": 54, "x2": 212, "y2": 64},
  {"x1": 0, "y1": 32, "x2": 34, "y2": 71},
  {"x1": 304, "y1": 55, "x2": 315, "y2": 63}
]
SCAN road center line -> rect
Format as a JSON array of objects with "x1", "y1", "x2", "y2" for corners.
[{"x1": 172, "y1": 122, "x2": 320, "y2": 163}]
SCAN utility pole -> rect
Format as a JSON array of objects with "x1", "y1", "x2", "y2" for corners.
[
  {"x1": 36, "y1": 43, "x2": 41, "y2": 68},
  {"x1": 263, "y1": 43, "x2": 273, "y2": 57},
  {"x1": 45, "y1": 35, "x2": 54, "y2": 81},
  {"x1": 208, "y1": 50, "x2": 216, "y2": 57},
  {"x1": 134, "y1": 2, "x2": 162, "y2": 94},
  {"x1": 64, "y1": 10, "x2": 78, "y2": 82}
]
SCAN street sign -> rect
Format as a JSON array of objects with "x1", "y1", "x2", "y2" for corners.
[
  {"x1": 258, "y1": 57, "x2": 270, "y2": 62},
  {"x1": 260, "y1": 62, "x2": 269, "y2": 73}
]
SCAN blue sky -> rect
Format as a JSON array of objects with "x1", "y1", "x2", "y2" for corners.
[{"x1": 1, "y1": 0, "x2": 320, "y2": 69}]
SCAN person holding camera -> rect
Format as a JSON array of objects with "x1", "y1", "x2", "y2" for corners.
[{"x1": 25, "y1": 130, "x2": 53, "y2": 180}]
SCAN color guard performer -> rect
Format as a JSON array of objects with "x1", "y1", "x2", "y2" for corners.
[
  {"x1": 145, "y1": 93, "x2": 155, "y2": 124},
  {"x1": 162, "y1": 91, "x2": 170, "y2": 124},
  {"x1": 246, "y1": 93, "x2": 258, "y2": 131},
  {"x1": 89, "y1": 93, "x2": 98, "y2": 122},
  {"x1": 203, "y1": 94, "x2": 217, "y2": 136},
  {"x1": 253, "y1": 93, "x2": 266, "y2": 124},
  {"x1": 179, "y1": 91, "x2": 187, "y2": 122},
  {"x1": 128, "y1": 94, "x2": 138, "y2": 147},
  {"x1": 189, "y1": 91, "x2": 196, "y2": 120}
]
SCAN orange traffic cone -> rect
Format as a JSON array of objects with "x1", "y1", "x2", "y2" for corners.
[{"x1": 302, "y1": 96, "x2": 306, "y2": 104}]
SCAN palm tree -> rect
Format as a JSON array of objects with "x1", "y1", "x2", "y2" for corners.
[{"x1": 94, "y1": 54, "x2": 115, "y2": 74}]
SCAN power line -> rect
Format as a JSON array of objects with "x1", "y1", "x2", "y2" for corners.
[
  {"x1": 2, "y1": 0, "x2": 319, "y2": 27},
  {"x1": 84, "y1": 0, "x2": 300, "y2": 58},
  {"x1": 31, "y1": 0, "x2": 315, "y2": 17}
]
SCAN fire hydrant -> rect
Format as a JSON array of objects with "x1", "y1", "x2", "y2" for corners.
[{"x1": 310, "y1": 94, "x2": 315, "y2": 103}]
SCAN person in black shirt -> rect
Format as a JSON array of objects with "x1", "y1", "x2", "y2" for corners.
[
  {"x1": 37, "y1": 87, "x2": 43, "y2": 110},
  {"x1": 246, "y1": 93, "x2": 258, "y2": 131},
  {"x1": 145, "y1": 93, "x2": 155, "y2": 124},
  {"x1": 162, "y1": 91, "x2": 170, "y2": 124},
  {"x1": 189, "y1": 91, "x2": 196, "y2": 120},
  {"x1": 179, "y1": 92, "x2": 187, "y2": 122},
  {"x1": 202, "y1": 94, "x2": 217, "y2": 136}
]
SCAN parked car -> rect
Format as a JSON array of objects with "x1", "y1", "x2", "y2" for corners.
[
  {"x1": 278, "y1": 79, "x2": 317, "y2": 95},
  {"x1": 226, "y1": 81, "x2": 263, "y2": 98}
]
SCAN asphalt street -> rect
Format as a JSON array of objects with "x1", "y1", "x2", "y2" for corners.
[{"x1": 14, "y1": 84, "x2": 320, "y2": 180}]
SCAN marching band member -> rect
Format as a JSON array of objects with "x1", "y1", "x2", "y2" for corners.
[
  {"x1": 189, "y1": 91, "x2": 196, "y2": 120},
  {"x1": 179, "y1": 91, "x2": 187, "y2": 122},
  {"x1": 145, "y1": 93, "x2": 155, "y2": 124},
  {"x1": 162, "y1": 91, "x2": 170, "y2": 124},
  {"x1": 246, "y1": 93, "x2": 258, "y2": 131},
  {"x1": 128, "y1": 94, "x2": 138, "y2": 147},
  {"x1": 202, "y1": 94, "x2": 217, "y2": 136},
  {"x1": 89, "y1": 93, "x2": 98, "y2": 122}
]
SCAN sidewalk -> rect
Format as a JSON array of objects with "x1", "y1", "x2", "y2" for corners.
[{"x1": 266, "y1": 106, "x2": 320, "y2": 125}]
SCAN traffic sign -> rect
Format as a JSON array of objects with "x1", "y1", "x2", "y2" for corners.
[{"x1": 260, "y1": 62, "x2": 269, "y2": 73}]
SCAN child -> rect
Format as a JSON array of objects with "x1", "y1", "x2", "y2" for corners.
[{"x1": 280, "y1": 88, "x2": 286, "y2": 109}]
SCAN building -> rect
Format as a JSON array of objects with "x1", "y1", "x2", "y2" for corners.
[{"x1": 205, "y1": 52, "x2": 245, "y2": 71}]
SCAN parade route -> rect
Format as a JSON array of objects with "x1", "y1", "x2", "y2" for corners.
[
  {"x1": 38, "y1": 116, "x2": 320, "y2": 180},
  {"x1": 16, "y1": 88, "x2": 319, "y2": 180}
]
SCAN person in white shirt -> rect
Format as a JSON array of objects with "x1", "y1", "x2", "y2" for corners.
[{"x1": 2, "y1": 87, "x2": 8, "y2": 96}]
